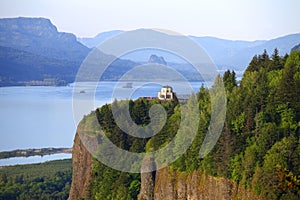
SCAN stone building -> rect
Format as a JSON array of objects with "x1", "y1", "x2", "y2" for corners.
[{"x1": 158, "y1": 86, "x2": 174, "y2": 101}]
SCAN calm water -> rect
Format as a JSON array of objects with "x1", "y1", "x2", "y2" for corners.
[{"x1": 0, "y1": 81, "x2": 204, "y2": 164}]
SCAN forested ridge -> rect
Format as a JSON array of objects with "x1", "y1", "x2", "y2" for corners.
[{"x1": 85, "y1": 49, "x2": 300, "y2": 200}]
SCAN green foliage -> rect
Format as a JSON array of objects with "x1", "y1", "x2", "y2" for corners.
[
  {"x1": 223, "y1": 70, "x2": 237, "y2": 92},
  {"x1": 0, "y1": 159, "x2": 72, "y2": 200},
  {"x1": 90, "y1": 159, "x2": 140, "y2": 200},
  {"x1": 252, "y1": 136, "x2": 300, "y2": 199},
  {"x1": 193, "y1": 50, "x2": 299, "y2": 199},
  {"x1": 229, "y1": 153, "x2": 243, "y2": 183}
]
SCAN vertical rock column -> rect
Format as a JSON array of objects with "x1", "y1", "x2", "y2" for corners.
[{"x1": 139, "y1": 156, "x2": 156, "y2": 200}]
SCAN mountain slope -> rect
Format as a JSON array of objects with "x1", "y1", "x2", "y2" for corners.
[
  {"x1": 0, "y1": 45, "x2": 78, "y2": 85},
  {"x1": 292, "y1": 43, "x2": 300, "y2": 51},
  {"x1": 225, "y1": 33, "x2": 300, "y2": 68},
  {"x1": 0, "y1": 17, "x2": 89, "y2": 62},
  {"x1": 78, "y1": 30, "x2": 124, "y2": 48}
]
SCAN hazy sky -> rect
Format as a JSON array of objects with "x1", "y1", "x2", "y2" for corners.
[{"x1": 0, "y1": 0, "x2": 299, "y2": 41}]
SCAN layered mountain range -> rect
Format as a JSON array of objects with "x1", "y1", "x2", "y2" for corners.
[
  {"x1": 79, "y1": 30, "x2": 300, "y2": 69},
  {"x1": 0, "y1": 17, "x2": 300, "y2": 86}
]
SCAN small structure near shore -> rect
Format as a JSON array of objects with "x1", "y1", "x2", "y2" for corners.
[{"x1": 158, "y1": 86, "x2": 174, "y2": 101}]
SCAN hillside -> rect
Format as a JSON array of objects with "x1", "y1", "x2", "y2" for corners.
[
  {"x1": 0, "y1": 45, "x2": 79, "y2": 86},
  {"x1": 69, "y1": 50, "x2": 300, "y2": 199}
]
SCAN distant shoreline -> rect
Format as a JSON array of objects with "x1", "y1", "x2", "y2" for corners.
[{"x1": 0, "y1": 147, "x2": 72, "y2": 159}]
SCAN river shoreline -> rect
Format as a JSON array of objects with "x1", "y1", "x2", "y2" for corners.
[{"x1": 0, "y1": 147, "x2": 72, "y2": 159}]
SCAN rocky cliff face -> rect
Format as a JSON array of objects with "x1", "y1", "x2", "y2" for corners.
[
  {"x1": 139, "y1": 167, "x2": 264, "y2": 200},
  {"x1": 68, "y1": 132, "x2": 94, "y2": 200},
  {"x1": 139, "y1": 156, "x2": 156, "y2": 200}
]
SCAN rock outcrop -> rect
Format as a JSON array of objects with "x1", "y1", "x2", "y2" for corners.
[
  {"x1": 139, "y1": 156, "x2": 156, "y2": 200},
  {"x1": 148, "y1": 54, "x2": 167, "y2": 65}
]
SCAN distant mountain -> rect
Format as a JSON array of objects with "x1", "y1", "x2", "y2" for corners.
[
  {"x1": 79, "y1": 31, "x2": 300, "y2": 70},
  {"x1": 213, "y1": 33, "x2": 300, "y2": 69},
  {"x1": 291, "y1": 43, "x2": 300, "y2": 51},
  {"x1": 0, "y1": 18, "x2": 137, "y2": 86},
  {"x1": 78, "y1": 30, "x2": 123, "y2": 48},
  {"x1": 0, "y1": 17, "x2": 91, "y2": 85},
  {"x1": 0, "y1": 17, "x2": 89, "y2": 62}
]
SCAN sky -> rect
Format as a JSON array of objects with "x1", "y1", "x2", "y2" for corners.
[{"x1": 0, "y1": 0, "x2": 299, "y2": 41}]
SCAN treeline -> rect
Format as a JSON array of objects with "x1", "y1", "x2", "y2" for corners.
[
  {"x1": 0, "y1": 159, "x2": 72, "y2": 200},
  {"x1": 87, "y1": 49, "x2": 299, "y2": 199}
]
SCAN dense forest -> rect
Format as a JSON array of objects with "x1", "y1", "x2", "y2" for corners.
[
  {"x1": 85, "y1": 49, "x2": 300, "y2": 200},
  {"x1": 0, "y1": 159, "x2": 72, "y2": 200}
]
